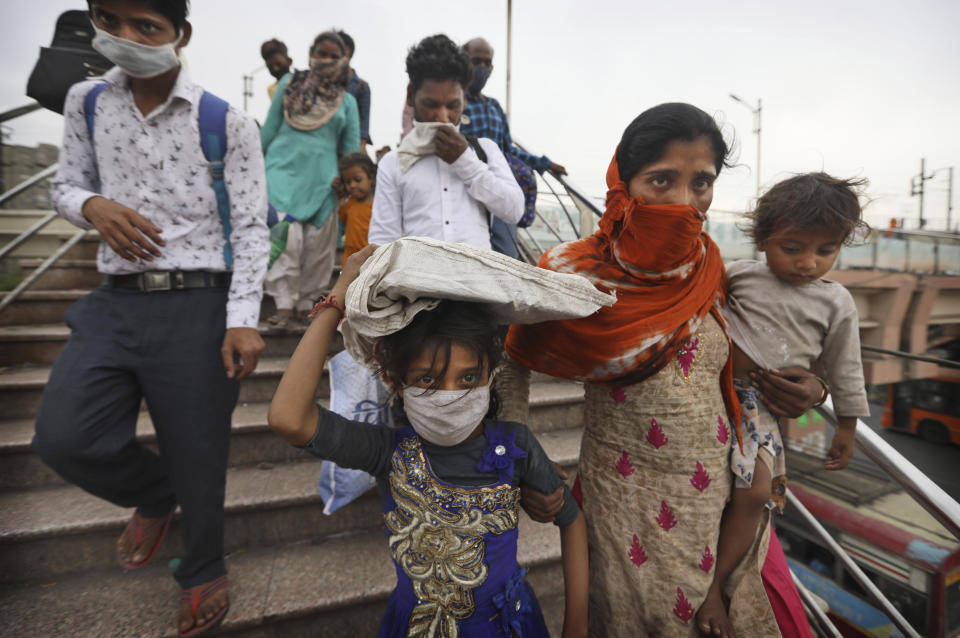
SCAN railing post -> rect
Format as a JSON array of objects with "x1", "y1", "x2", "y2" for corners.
[
  {"x1": 0, "y1": 231, "x2": 87, "y2": 315},
  {"x1": 791, "y1": 572, "x2": 843, "y2": 638},
  {"x1": 786, "y1": 489, "x2": 923, "y2": 638},
  {"x1": 0, "y1": 164, "x2": 58, "y2": 208},
  {"x1": 0, "y1": 211, "x2": 59, "y2": 262},
  {"x1": 817, "y1": 397, "x2": 960, "y2": 540}
]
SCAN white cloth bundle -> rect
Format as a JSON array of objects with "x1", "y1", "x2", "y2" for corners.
[
  {"x1": 396, "y1": 121, "x2": 458, "y2": 172},
  {"x1": 341, "y1": 237, "x2": 617, "y2": 368}
]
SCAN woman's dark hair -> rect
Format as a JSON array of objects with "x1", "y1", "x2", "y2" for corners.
[
  {"x1": 743, "y1": 172, "x2": 871, "y2": 245},
  {"x1": 88, "y1": 0, "x2": 189, "y2": 31},
  {"x1": 375, "y1": 301, "x2": 503, "y2": 419},
  {"x1": 405, "y1": 34, "x2": 472, "y2": 93},
  {"x1": 338, "y1": 152, "x2": 377, "y2": 183},
  {"x1": 311, "y1": 31, "x2": 345, "y2": 56},
  {"x1": 260, "y1": 38, "x2": 288, "y2": 60},
  {"x1": 336, "y1": 30, "x2": 355, "y2": 57},
  {"x1": 616, "y1": 103, "x2": 733, "y2": 183}
]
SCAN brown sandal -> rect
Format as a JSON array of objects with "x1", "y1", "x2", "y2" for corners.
[{"x1": 267, "y1": 311, "x2": 292, "y2": 328}]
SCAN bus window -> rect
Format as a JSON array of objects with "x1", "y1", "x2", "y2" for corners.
[
  {"x1": 776, "y1": 524, "x2": 838, "y2": 577},
  {"x1": 840, "y1": 567, "x2": 929, "y2": 636},
  {"x1": 914, "y1": 379, "x2": 960, "y2": 418},
  {"x1": 947, "y1": 570, "x2": 960, "y2": 637}
]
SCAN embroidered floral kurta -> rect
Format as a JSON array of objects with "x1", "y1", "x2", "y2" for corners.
[{"x1": 578, "y1": 314, "x2": 779, "y2": 637}]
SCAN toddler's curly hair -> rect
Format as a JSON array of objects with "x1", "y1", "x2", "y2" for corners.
[
  {"x1": 743, "y1": 172, "x2": 871, "y2": 245},
  {"x1": 338, "y1": 152, "x2": 376, "y2": 183}
]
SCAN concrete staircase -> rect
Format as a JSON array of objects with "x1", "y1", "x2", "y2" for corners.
[{"x1": 0, "y1": 219, "x2": 586, "y2": 637}]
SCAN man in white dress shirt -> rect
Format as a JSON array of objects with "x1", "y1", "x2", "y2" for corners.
[
  {"x1": 367, "y1": 34, "x2": 523, "y2": 250},
  {"x1": 32, "y1": 1, "x2": 267, "y2": 634}
]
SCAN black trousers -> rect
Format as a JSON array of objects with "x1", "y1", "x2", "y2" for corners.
[{"x1": 33, "y1": 286, "x2": 238, "y2": 588}]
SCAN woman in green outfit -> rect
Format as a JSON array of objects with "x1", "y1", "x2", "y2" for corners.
[{"x1": 261, "y1": 30, "x2": 360, "y2": 327}]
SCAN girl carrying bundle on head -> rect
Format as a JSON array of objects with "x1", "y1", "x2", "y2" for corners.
[{"x1": 268, "y1": 239, "x2": 604, "y2": 637}]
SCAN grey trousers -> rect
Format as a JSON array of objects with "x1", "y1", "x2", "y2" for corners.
[
  {"x1": 33, "y1": 285, "x2": 238, "y2": 588},
  {"x1": 265, "y1": 214, "x2": 337, "y2": 312}
]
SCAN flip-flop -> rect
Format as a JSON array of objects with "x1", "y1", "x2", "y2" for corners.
[
  {"x1": 179, "y1": 575, "x2": 230, "y2": 637},
  {"x1": 267, "y1": 313, "x2": 291, "y2": 328},
  {"x1": 117, "y1": 509, "x2": 174, "y2": 570}
]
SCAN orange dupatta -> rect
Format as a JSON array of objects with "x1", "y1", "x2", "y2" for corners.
[{"x1": 505, "y1": 154, "x2": 742, "y2": 448}]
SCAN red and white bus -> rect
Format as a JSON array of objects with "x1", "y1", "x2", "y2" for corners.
[{"x1": 775, "y1": 481, "x2": 960, "y2": 637}]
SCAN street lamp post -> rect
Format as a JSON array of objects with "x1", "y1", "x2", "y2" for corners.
[
  {"x1": 506, "y1": 0, "x2": 513, "y2": 119},
  {"x1": 914, "y1": 162, "x2": 956, "y2": 231},
  {"x1": 242, "y1": 65, "x2": 266, "y2": 112},
  {"x1": 730, "y1": 94, "x2": 762, "y2": 198},
  {"x1": 948, "y1": 166, "x2": 955, "y2": 232}
]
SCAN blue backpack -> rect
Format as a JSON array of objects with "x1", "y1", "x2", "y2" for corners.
[{"x1": 83, "y1": 82, "x2": 278, "y2": 268}]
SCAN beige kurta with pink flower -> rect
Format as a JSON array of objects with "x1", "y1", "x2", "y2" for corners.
[{"x1": 579, "y1": 314, "x2": 779, "y2": 637}]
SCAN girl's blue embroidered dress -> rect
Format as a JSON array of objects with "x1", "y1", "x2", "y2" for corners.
[{"x1": 377, "y1": 425, "x2": 551, "y2": 638}]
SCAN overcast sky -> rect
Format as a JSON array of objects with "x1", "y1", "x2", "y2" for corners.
[{"x1": 2, "y1": 0, "x2": 958, "y2": 229}]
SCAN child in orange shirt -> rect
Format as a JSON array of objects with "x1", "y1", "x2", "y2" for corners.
[{"x1": 336, "y1": 153, "x2": 376, "y2": 268}]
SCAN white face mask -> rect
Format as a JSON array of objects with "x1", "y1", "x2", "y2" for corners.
[
  {"x1": 396, "y1": 121, "x2": 461, "y2": 173},
  {"x1": 402, "y1": 378, "x2": 491, "y2": 447},
  {"x1": 92, "y1": 26, "x2": 182, "y2": 79}
]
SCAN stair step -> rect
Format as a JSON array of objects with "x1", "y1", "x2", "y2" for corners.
[
  {"x1": 0, "y1": 515, "x2": 566, "y2": 637},
  {"x1": 0, "y1": 286, "x2": 300, "y2": 328},
  {"x1": 0, "y1": 402, "x2": 302, "y2": 490},
  {"x1": 0, "y1": 426, "x2": 583, "y2": 584},
  {"x1": 0, "y1": 289, "x2": 87, "y2": 326},
  {"x1": 0, "y1": 231, "x2": 100, "y2": 261},
  {"x1": 15, "y1": 258, "x2": 101, "y2": 291},
  {"x1": 0, "y1": 381, "x2": 582, "y2": 490},
  {"x1": 0, "y1": 356, "x2": 327, "y2": 421},
  {"x1": 0, "y1": 321, "x2": 311, "y2": 366}
]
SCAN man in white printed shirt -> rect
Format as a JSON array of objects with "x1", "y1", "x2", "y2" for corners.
[
  {"x1": 32, "y1": 1, "x2": 267, "y2": 634},
  {"x1": 367, "y1": 34, "x2": 523, "y2": 249}
]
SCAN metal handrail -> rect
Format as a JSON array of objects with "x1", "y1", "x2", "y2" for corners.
[
  {"x1": 0, "y1": 163, "x2": 58, "y2": 208},
  {"x1": 860, "y1": 343, "x2": 960, "y2": 369},
  {"x1": 550, "y1": 172, "x2": 603, "y2": 218},
  {"x1": 817, "y1": 397, "x2": 960, "y2": 540},
  {"x1": 531, "y1": 207, "x2": 566, "y2": 244},
  {"x1": 540, "y1": 173, "x2": 580, "y2": 233},
  {"x1": 880, "y1": 227, "x2": 960, "y2": 241},
  {"x1": 791, "y1": 572, "x2": 843, "y2": 638},
  {"x1": 786, "y1": 394, "x2": 960, "y2": 638},
  {"x1": 786, "y1": 487, "x2": 922, "y2": 638},
  {"x1": 0, "y1": 102, "x2": 43, "y2": 124},
  {"x1": 0, "y1": 230, "x2": 87, "y2": 315},
  {"x1": 0, "y1": 211, "x2": 59, "y2": 262},
  {"x1": 0, "y1": 164, "x2": 63, "y2": 268},
  {"x1": 520, "y1": 226, "x2": 546, "y2": 255}
]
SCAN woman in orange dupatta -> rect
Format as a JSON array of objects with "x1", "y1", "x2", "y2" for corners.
[{"x1": 504, "y1": 103, "x2": 822, "y2": 637}]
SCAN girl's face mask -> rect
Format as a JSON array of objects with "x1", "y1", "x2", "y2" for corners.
[
  {"x1": 92, "y1": 26, "x2": 183, "y2": 79},
  {"x1": 401, "y1": 378, "x2": 492, "y2": 447}
]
